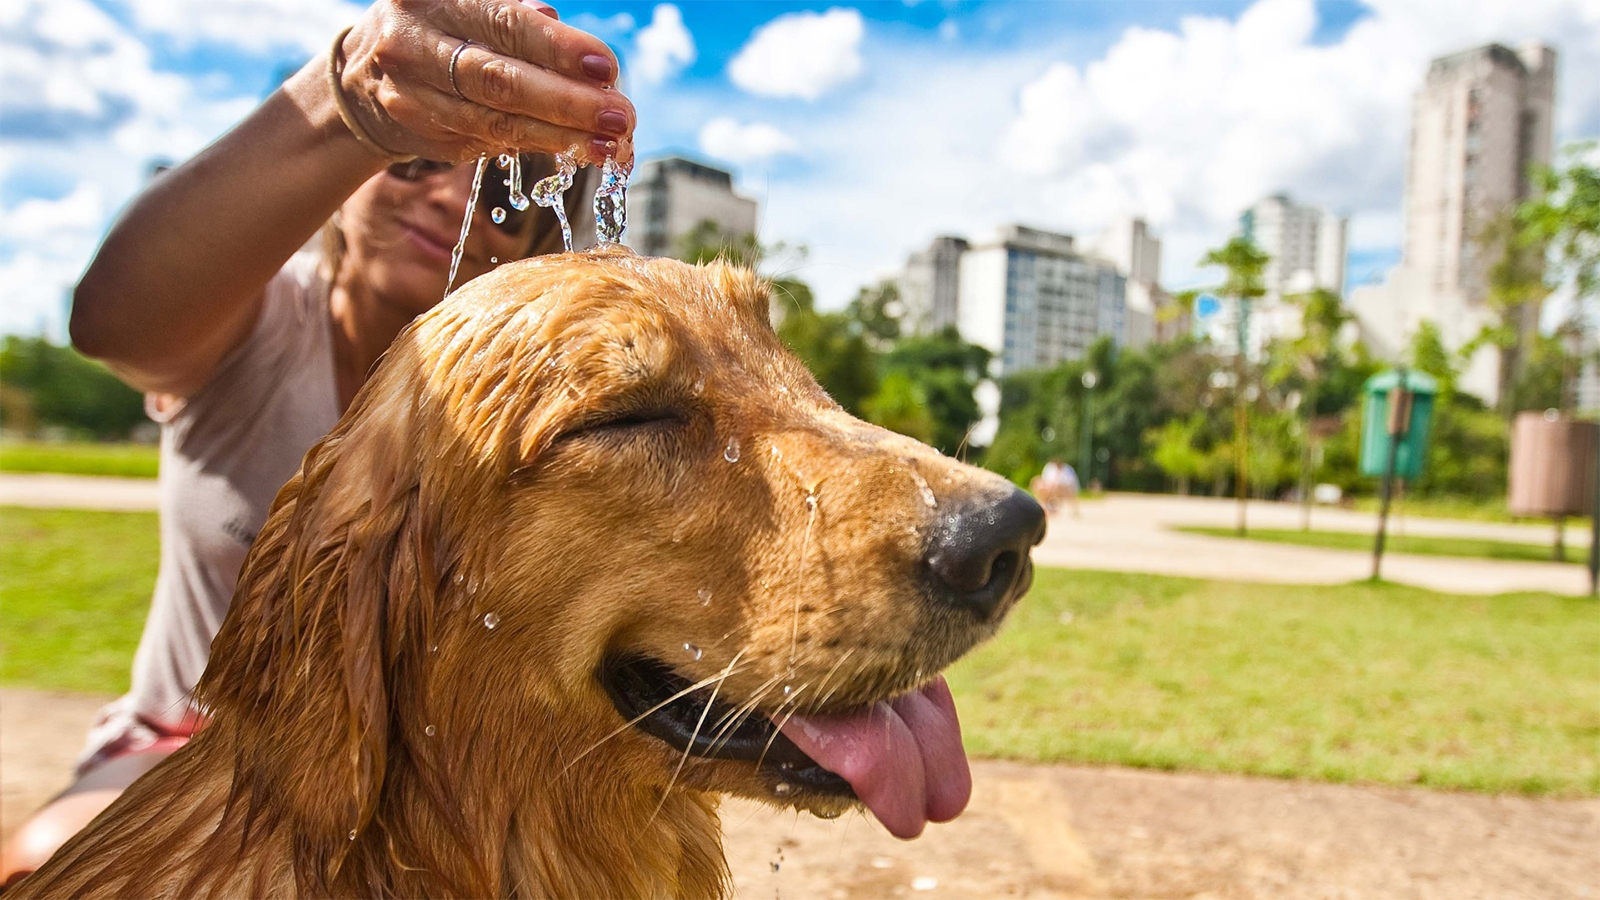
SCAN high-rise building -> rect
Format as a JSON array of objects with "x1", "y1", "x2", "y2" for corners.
[
  {"x1": 1090, "y1": 217, "x2": 1169, "y2": 348},
  {"x1": 1235, "y1": 193, "x2": 1348, "y2": 350},
  {"x1": 899, "y1": 235, "x2": 969, "y2": 335},
  {"x1": 625, "y1": 156, "x2": 759, "y2": 258},
  {"x1": 1349, "y1": 42, "x2": 1557, "y2": 403},
  {"x1": 957, "y1": 225, "x2": 1126, "y2": 376}
]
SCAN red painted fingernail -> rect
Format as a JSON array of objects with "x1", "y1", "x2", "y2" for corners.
[
  {"x1": 581, "y1": 54, "x2": 615, "y2": 82},
  {"x1": 596, "y1": 110, "x2": 628, "y2": 136},
  {"x1": 521, "y1": 0, "x2": 558, "y2": 20},
  {"x1": 588, "y1": 136, "x2": 618, "y2": 160}
]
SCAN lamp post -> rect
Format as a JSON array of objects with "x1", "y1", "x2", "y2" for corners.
[{"x1": 1080, "y1": 370, "x2": 1098, "y2": 486}]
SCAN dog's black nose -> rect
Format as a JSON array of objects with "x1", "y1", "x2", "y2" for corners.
[{"x1": 925, "y1": 488, "x2": 1046, "y2": 621}]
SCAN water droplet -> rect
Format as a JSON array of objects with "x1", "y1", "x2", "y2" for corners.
[
  {"x1": 453, "y1": 573, "x2": 465, "y2": 586},
  {"x1": 348, "y1": 829, "x2": 357, "y2": 841},
  {"x1": 773, "y1": 782, "x2": 794, "y2": 797},
  {"x1": 912, "y1": 876, "x2": 939, "y2": 891},
  {"x1": 777, "y1": 384, "x2": 790, "y2": 395},
  {"x1": 770, "y1": 861, "x2": 782, "y2": 872},
  {"x1": 804, "y1": 493, "x2": 817, "y2": 512},
  {"x1": 692, "y1": 376, "x2": 706, "y2": 396},
  {"x1": 429, "y1": 644, "x2": 438, "y2": 654},
  {"x1": 497, "y1": 153, "x2": 514, "y2": 169},
  {"x1": 782, "y1": 684, "x2": 793, "y2": 696},
  {"x1": 424, "y1": 724, "x2": 437, "y2": 737},
  {"x1": 468, "y1": 576, "x2": 480, "y2": 595},
  {"x1": 723, "y1": 437, "x2": 742, "y2": 463},
  {"x1": 491, "y1": 207, "x2": 506, "y2": 224},
  {"x1": 483, "y1": 612, "x2": 500, "y2": 629},
  {"x1": 683, "y1": 642, "x2": 703, "y2": 661},
  {"x1": 697, "y1": 588, "x2": 712, "y2": 606},
  {"x1": 815, "y1": 809, "x2": 842, "y2": 820},
  {"x1": 489, "y1": 256, "x2": 498, "y2": 264},
  {"x1": 871, "y1": 857, "x2": 895, "y2": 869}
]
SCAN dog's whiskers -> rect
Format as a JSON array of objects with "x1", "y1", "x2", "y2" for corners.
[
  {"x1": 646, "y1": 650, "x2": 746, "y2": 827},
  {"x1": 560, "y1": 663, "x2": 749, "y2": 775}
]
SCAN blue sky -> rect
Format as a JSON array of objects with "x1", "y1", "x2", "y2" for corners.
[{"x1": 3, "y1": 0, "x2": 1598, "y2": 339}]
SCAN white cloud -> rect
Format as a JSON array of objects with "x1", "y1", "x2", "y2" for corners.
[
  {"x1": 698, "y1": 118, "x2": 798, "y2": 165},
  {"x1": 728, "y1": 8, "x2": 864, "y2": 101},
  {"x1": 120, "y1": 0, "x2": 363, "y2": 55},
  {"x1": 1, "y1": 0, "x2": 259, "y2": 338},
  {"x1": 712, "y1": 0, "x2": 1600, "y2": 309},
  {"x1": 631, "y1": 4, "x2": 695, "y2": 87}
]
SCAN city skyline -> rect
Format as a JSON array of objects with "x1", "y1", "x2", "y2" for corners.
[{"x1": 3, "y1": 0, "x2": 1599, "y2": 342}]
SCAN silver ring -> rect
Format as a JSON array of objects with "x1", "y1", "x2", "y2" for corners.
[{"x1": 448, "y1": 39, "x2": 474, "y2": 101}]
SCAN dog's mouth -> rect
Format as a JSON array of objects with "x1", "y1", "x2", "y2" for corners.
[
  {"x1": 600, "y1": 655, "x2": 973, "y2": 838},
  {"x1": 600, "y1": 656, "x2": 853, "y2": 796}
]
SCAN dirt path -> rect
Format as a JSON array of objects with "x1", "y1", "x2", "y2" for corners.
[{"x1": 5, "y1": 689, "x2": 1594, "y2": 899}]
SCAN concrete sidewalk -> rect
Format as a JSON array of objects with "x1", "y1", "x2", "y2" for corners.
[
  {"x1": 0, "y1": 473, "x2": 159, "y2": 512},
  {"x1": 1033, "y1": 494, "x2": 1590, "y2": 596}
]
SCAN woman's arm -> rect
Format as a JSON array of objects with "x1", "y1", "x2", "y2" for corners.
[{"x1": 72, "y1": 0, "x2": 634, "y2": 396}]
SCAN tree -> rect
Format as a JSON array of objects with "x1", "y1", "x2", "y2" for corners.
[
  {"x1": 846, "y1": 280, "x2": 903, "y2": 348},
  {"x1": 1464, "y1": 211, "x2": 1549, "y2": 415},
  {"x1": 1199, "y1": 235, "x2": 1271, "y2": 534},
  {"x1": 1146, "y1": 414, "x2": 1208, "y2": 494},
  {"x1": 874, "y1": 328, "x2": 990, "y2": 456},
  {"x1": 774, "y1": 283, "x2": 880, "y2": 416},
  {"x1": 0, "y1": 336, "x2": 148, "y2": 439},
  {"x1": 1267, "y1": 288, "x2": 1353, "y2": 526},
  {"x1": 1518, "y1": 143, "x2": 1600, "y2": 410}
]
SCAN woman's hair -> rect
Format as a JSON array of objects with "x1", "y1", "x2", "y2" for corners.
[{"x1": 318, "y1": 154, "x2": 602, "y2": 282}]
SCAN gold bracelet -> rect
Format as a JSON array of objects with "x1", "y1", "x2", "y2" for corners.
[{"x1": 327, "y1": 25, "x2": 415, "y2": 163}]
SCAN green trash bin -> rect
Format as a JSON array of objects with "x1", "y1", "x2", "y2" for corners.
[{"x1": 1359, "y1": 369, "x2": 1437, "y2": 479}]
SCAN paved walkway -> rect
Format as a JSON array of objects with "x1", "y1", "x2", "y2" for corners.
[
  {"x1": 2, "y1": 474, "x2": 1589, "y2": 595},
  {"x1": 1033, "y1": 493, "x2": 1590, "y2": 596}
]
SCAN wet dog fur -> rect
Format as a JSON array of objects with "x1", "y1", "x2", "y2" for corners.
[{"x1": 13, "y1": 250, "x2": 1034, "y2": 899}]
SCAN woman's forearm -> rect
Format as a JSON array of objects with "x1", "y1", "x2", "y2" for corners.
[{"x1": 71, "y1": 52, "x2": 384, "y2": 395}]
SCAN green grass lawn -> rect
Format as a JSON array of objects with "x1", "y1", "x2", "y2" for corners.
[
  {"x1": 3, "y1": 506, "x2": 1596, "y2": 796},
  {"x1": 0, "y1": 441, "x2": 159, "y2": 478},
  {"x1": 950, "y1": 568, "x2": 1600, "y2": 796},
  {"x1": 1174, "y1": 525, "x2": 1580, "y2": 564},
  {"x1": 0, "y1": 507, "x2": 158, "y2": 694}
]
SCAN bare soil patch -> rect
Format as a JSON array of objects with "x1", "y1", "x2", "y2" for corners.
[{"x1": 5, "y1": 689, "x2": 1593, "y2": 899}]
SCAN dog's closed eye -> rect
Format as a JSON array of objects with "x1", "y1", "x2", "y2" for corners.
[{"x1": 562, "y1": 406, "x2": 689, "y2": 442}]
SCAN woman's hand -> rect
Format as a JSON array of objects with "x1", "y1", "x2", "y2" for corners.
[{"x1": 336, "y1": 0, "x2": 635, "y2": 165}]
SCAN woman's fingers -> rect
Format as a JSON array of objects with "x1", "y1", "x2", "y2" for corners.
[
  {"x1": 380, "y1": 80, "x2": 600, "y2": 160},
  {"x1": 425, "y1": 0, "x2": 618, "y2": 86},
  {"x1": 409, "y1": 30, "x2": 634, "y2": 138}
]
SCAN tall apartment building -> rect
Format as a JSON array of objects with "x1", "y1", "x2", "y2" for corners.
[
  {"x1": 899, "y1": 235, "x2": 969, "y2": 335},
  {"x1": 957, "y1": 225, "x2": 1126, "y2": 376},
  {"x1": 1238, "y1": 192, "x2": 1348, "y2": 348},
  {"x1": 625, "y1": 156, "x2": 759, "y2": 258},
  {"x1": 1349, "y1": 42, "x2": 1557, "y2": 404},
  {"x1": 1090, "y1": 217, "x2": 1168, "y2": 348}
]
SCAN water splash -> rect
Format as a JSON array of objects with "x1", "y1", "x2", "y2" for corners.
[
  {"x1": 444, "y1": 155, "x2": 488, "y2": 296},
  {"x1": 723, "y1": 437, "x2": 742, "y2": 463},
  {"x1": 531, "y1": 147, "x2": 579, "y2": 251},
  {"x1": 507, "y1": 155, "x2": 530, "y2": 211},
  {"x1": 483, "y1": 612, "x2": 500, "y2": 629},
  {"x1": 593, "y1": 156, "x2": 632, "y2": 245}
]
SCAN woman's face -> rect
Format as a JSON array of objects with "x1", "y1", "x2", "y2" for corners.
[{"x1": 338, "y1": 163, "x2": 538, "y2": 317}]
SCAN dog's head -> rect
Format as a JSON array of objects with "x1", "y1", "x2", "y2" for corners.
[{"x1": 203, "y1": 249, "x2": 1042, "y2": 864}]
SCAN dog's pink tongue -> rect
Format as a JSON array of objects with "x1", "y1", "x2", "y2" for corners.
[{"x1": 779, "y1": 676, "x2": 972, "y2": 839}]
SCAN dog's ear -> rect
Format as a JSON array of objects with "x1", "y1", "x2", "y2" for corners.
[{"x1": 196, "y1": 357, "x2": 439, "y2": 881}]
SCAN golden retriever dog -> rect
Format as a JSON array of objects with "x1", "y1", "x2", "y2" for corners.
[{"x1": 14, "y1": 248, "x2": 1044, "y2": 899}]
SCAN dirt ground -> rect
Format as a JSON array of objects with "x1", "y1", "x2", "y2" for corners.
[{"x1": 4, "y1": 689, "x2": 1595, "y2": 899}]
